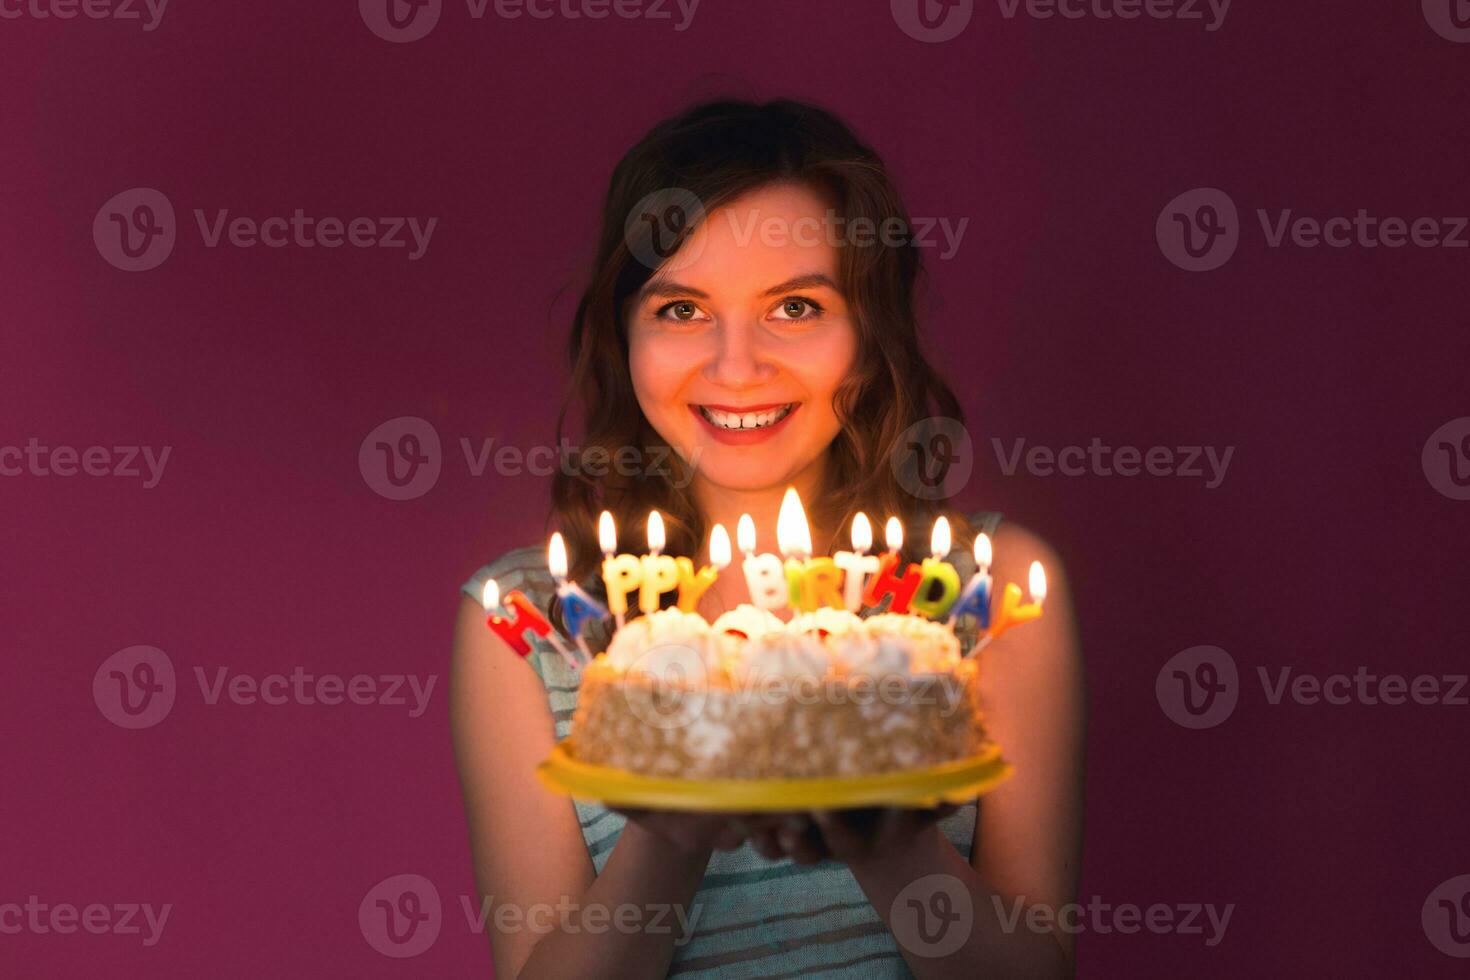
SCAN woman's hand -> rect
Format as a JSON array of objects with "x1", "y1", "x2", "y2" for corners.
[
  {"x1": 608, "y1": 808, "x2": 775, "y2": 857},
  {"x1": 745, "y1": 805, "x2": 960, "y2": 866}
]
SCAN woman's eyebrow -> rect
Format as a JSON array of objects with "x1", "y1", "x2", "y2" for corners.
[
  {"x1": 761, "y1": 273, "x2": 838, "y2": 297},
  {"x1": 637, "y1": 272, "x2": 838, "y2": 303}
]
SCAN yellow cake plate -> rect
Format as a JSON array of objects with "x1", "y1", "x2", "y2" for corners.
[{"x1": 536, "y1": 740, "x2": 1012, "y2": 812}]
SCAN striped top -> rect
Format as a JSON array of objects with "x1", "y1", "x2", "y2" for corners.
[{"x1": 462, "y1": 512, "x2": 1002, "y2": 979}]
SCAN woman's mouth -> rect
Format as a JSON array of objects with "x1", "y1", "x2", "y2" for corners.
[{"x1": 690, "y1": 402, "x2": 799, "y2": 445}]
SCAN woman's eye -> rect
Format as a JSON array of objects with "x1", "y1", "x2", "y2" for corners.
[
  {"x1": 772, "y1": 297, "x2": 823, "y2": 321},
  {"x1": 655, "y1": 300, "x2": 705, "y2": 323}
]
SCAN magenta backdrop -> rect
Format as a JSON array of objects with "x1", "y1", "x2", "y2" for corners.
[{"x1": 4, "y1": 1, "x2": 1470, "y2": 977}]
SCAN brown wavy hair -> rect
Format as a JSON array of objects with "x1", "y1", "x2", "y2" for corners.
[{"x1": 551, "y1": 97, "x2": 966, "y2": 603}]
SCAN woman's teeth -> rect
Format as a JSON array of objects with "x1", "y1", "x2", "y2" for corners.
[{"x1": 699, "y1": 404, "x2": 795, "y2": 431}]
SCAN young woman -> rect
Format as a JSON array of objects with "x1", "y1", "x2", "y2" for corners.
[{"x1": 451, "y1": 98, "x2": 1085, "y2": 979}]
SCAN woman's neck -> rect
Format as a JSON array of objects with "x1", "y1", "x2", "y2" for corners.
[{"x1": 690, "y1": 463, "x2": 829, "y2": 562}]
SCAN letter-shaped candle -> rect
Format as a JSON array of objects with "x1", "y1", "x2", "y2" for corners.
[
  {"x1": 833, "y1": 512, "x2": 881, "y2": 612},
  {"x1": 639, "y1": 511, "x2": 681, "y2": 613},
  {"x1": 988, "y1": 560, "x2": 1047, "y2": 639},
  {"x1": 910, "y1": 515, "x2": 961, "y2": 619},
  {"x1": 482, "y1": 578, "x2": 554, "y2": 657},
  {"x1": 739, "y1": 512, "x2": 789, "y2": 611},
  {"x1": 547, "y1": 533, "x2": 605, "y2": 662},
  {"x1": 948, "y1": 532, "x2": 994, "y2": 628},
  {"x1": 677, "y1": 523, "x2": 729, "y2": 611},
  {"x1": 861, "y1": 517, "x2": 922, "y2": 613},
  {"x1": 600, "y1": 508, "x2": 641, "y2": 624}
]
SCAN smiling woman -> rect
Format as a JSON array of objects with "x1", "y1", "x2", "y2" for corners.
[{"x1": 452, "y1": 98, "x2": 1084, "y2": 980}]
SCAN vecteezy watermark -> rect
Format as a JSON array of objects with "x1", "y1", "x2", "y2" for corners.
[
  {"x1": 0, "y1": 897, "x2": 172, "y2": 947},
  {"x1": 358, "y1": 873, "x2": 701, "y2": 958},
  {"x1": 359, "y1": 416, "x2": 697, "y2": 501},
  {"x1": 722, "y1": 208, "x2": 970, "y2": 261},
  {"x1": 991, "y1": 437, "x2": 1233, "y2": 489},
  {"x1": 1424, "y1": 0, "x2": 1470, "y2": 44},
  {"x1": 0, "y1": 439, "x2": 170, "y2": 488},
  {"x1": 891, "y1": 417, "x2": 975, "y2": 501},
  {"x1": 992, "y1": 894, "x2": 1234, "y2": 947},
  {"x1": 0, "y1": 0, "x2": 169, "y2": 30},
  {"x1": 93, "y1": 646, "x2": 438, "y2": 729},
  {"x1": 1156, "y1": 645, "x2": 1239, "y2": 729},
  {"x1": 359, "y1": 0, "x2": 700, "y2": 43},
  {"x1": 1157, "y1": 646, "x2": 1470, "y2": 730},
  {"x1": 622, "y1": 189, "x2": 970, "y2": 269},
  {"x1": 1423, "y1": 875, "x2": 1470, "y2": 958},
  {"x1": 1158, "y1": 187, "x2": 1470, "y2": 272},
  {"x1": 1423, "y1": 417, "x2": 1470, "y2": 501},
  {"x1": 360, "y1": 874, "x2": 442, "y2": 959},
  {"x1": 93, "y1": 188, "x2": 437, "y2": 272},
  {"x1": 892, "y1": 0, "x2": 1229, "y2": 43},
  {"x1": 890, "y1": 874, "x2": 974, "y2": 957}
]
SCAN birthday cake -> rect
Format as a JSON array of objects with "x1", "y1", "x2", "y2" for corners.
[
  {"x1": 483, "y1": 489, "x2": 1045, "y2": 784},
  {"x1": 569, "y1": 606, "x2": 987, "y2": 779}
]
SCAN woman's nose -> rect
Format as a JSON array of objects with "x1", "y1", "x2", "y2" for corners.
[{"x1": 702, "y1": 320, "x2": 777, "y2": 388}]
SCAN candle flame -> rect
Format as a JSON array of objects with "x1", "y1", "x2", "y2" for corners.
[
  {"x1": 930, "y1": 515, "x2": 951, "y2": 558},
  {"x1": 709, "y1": 523, "x2": 731, "y2": 569},
  {"x1": 737, "y1": 514, "x2": 756, "y2": 555},
  {"x1": 1029, "y1": 561, "x2": 1047, "y2": 605},
  {"x1": 548, "y1": 532, "x2": 568, "y2": 580},
  {"x1": 481, "y1": 578, "x2": 500, "y2": 612},
  {"x1": 884, "y1": 516, "x2": 904, "y2": 552},
  {"x1": 598, "y1": 510, "x2": 616, "y2": 556},
  {"x1": 647, "y1": 511, "x2": 666, "y2": 554},
  {"x1": 974, "y1": 532, "x2": 992, "y2": 570},
  {"x1": 851, "y1": 512, "x2": 872, "y2": 553},
  {"x1": 776, "y1": 487, "x2": 812, "y2": 558}
]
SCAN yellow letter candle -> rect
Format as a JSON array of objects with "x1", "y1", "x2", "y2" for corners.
[
  {"x1": 598, "y1": 510, "x2": 640, "y2": 624},
  {"x1": 676, "y1": 523, "x2": 729, "y2": 612},
  {"x1": 833, "y1": 512, "x2": 881, "y2": 612},
  {"x1": 910, "y1": 516, "x2": 962, "y2": 620},
  {"x1": 776, "y1": 487, "x2": 822, "y2": 609},
  {"x1": 639, "y1": 511, "x2": 681, "y2": 614},
  {"x1": 987, "y1": 560, "x2": 1048, "y2": 640}
]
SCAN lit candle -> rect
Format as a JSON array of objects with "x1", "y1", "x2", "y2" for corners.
[
  {"x1": 639, "y1": 511, "x2": 681, "y2": 614},
  {"x1": 739, "y1": 511, "x2": 789, "y2": 611},
  {"x1": 482, "y1": 578, "x2": 577, "y2": 670},
  {"x1": 861, "y1": 516, "x2": 922, "y2": 613},
  {"x1": 774, "y1": 488, "x2": 842, "y2": 611},
  {"x1": 987, "y1": 560, "x2": 1048, "y2": 640},
  {"x1": 833, "y1": 512, "x2": 881, "y2": 612},
  {"x1": 948, "y1": 532, "x2": 993, "y2": 627},
  {"x1": 676, "y1": 523, "x2": 729, "y2": 611},
  {"x1": 600, "y1": 510, "x2": 641, "y2": 625},
  {"x1": 548, "y1": 532, "x2": 605, "y2": 664},
  {"x1": 910, "y1": 515, "x2": 962, "y2": 619}
]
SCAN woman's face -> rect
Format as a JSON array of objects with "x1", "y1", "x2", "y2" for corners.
[{"x1": 627, "y1": 183, "x2": 858, "y2": 496}]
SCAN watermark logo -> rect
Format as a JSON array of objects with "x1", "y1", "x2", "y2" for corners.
[
  {"x1": 890, "y1": 873, "x2": 973, "y2": 957},
  {"x1": 990, "y1": 437, "x2": 1233, "y2": 488},
  {"x1": 1156, "y1": 645, "x2": 1238, "y2": 729},
  {"x1": 892, "y1": 417, "x2": 974, "y2": 500},
  {"x1": 625, "y1": 187, "x2": 707, "y2": 270},
  {"x1": 1424, "y1": 0, "x2": 1470, "y2": 43},
  {"x1": 0, "y1": 440, "x2": 171, "y2": 488},
  {"x1": 360, "y1": 416, "x2": 443, "y2": 501},
  {"x1": 93, "y1": 646, "x2": 176, "y2": 730},
  {"x1": 0, "y1": 898, "x2": 172, "y2": 946},
  {"x1": 1423, "y1": 417, "x2": 1470, "y2": 500},
  {"x1": 94, "y1": 188, "x2": 176, "y2": 272},
  {"x1": 0, "y1": 0, "x2": 169, "y2": 31},
  {"x1": 1424, "y1": 875, "x2": 1470, "y2": 957},
  {"x1": 619, "y1": 643, "x2": 711, "y2": 731},
  {"x1": 891, "y1": 0, "x2": 974, "y2": 43},
  {"x1": 360, "y1": 0, "x2": 443, "y2": 42},
  {"x1": 1157, "y1": 188, "x2": 1239, "y2": 272},
  {"x1": 360, "y1": 873, "x2": 442, "y2": 958},
  {"x1": 993, "y1": 894, "x2": 1233, "y2": 946}
]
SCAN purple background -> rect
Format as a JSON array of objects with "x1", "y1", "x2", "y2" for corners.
[{"x1": 4, "y1": 1, "x2": 1469, "y2": 976}]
